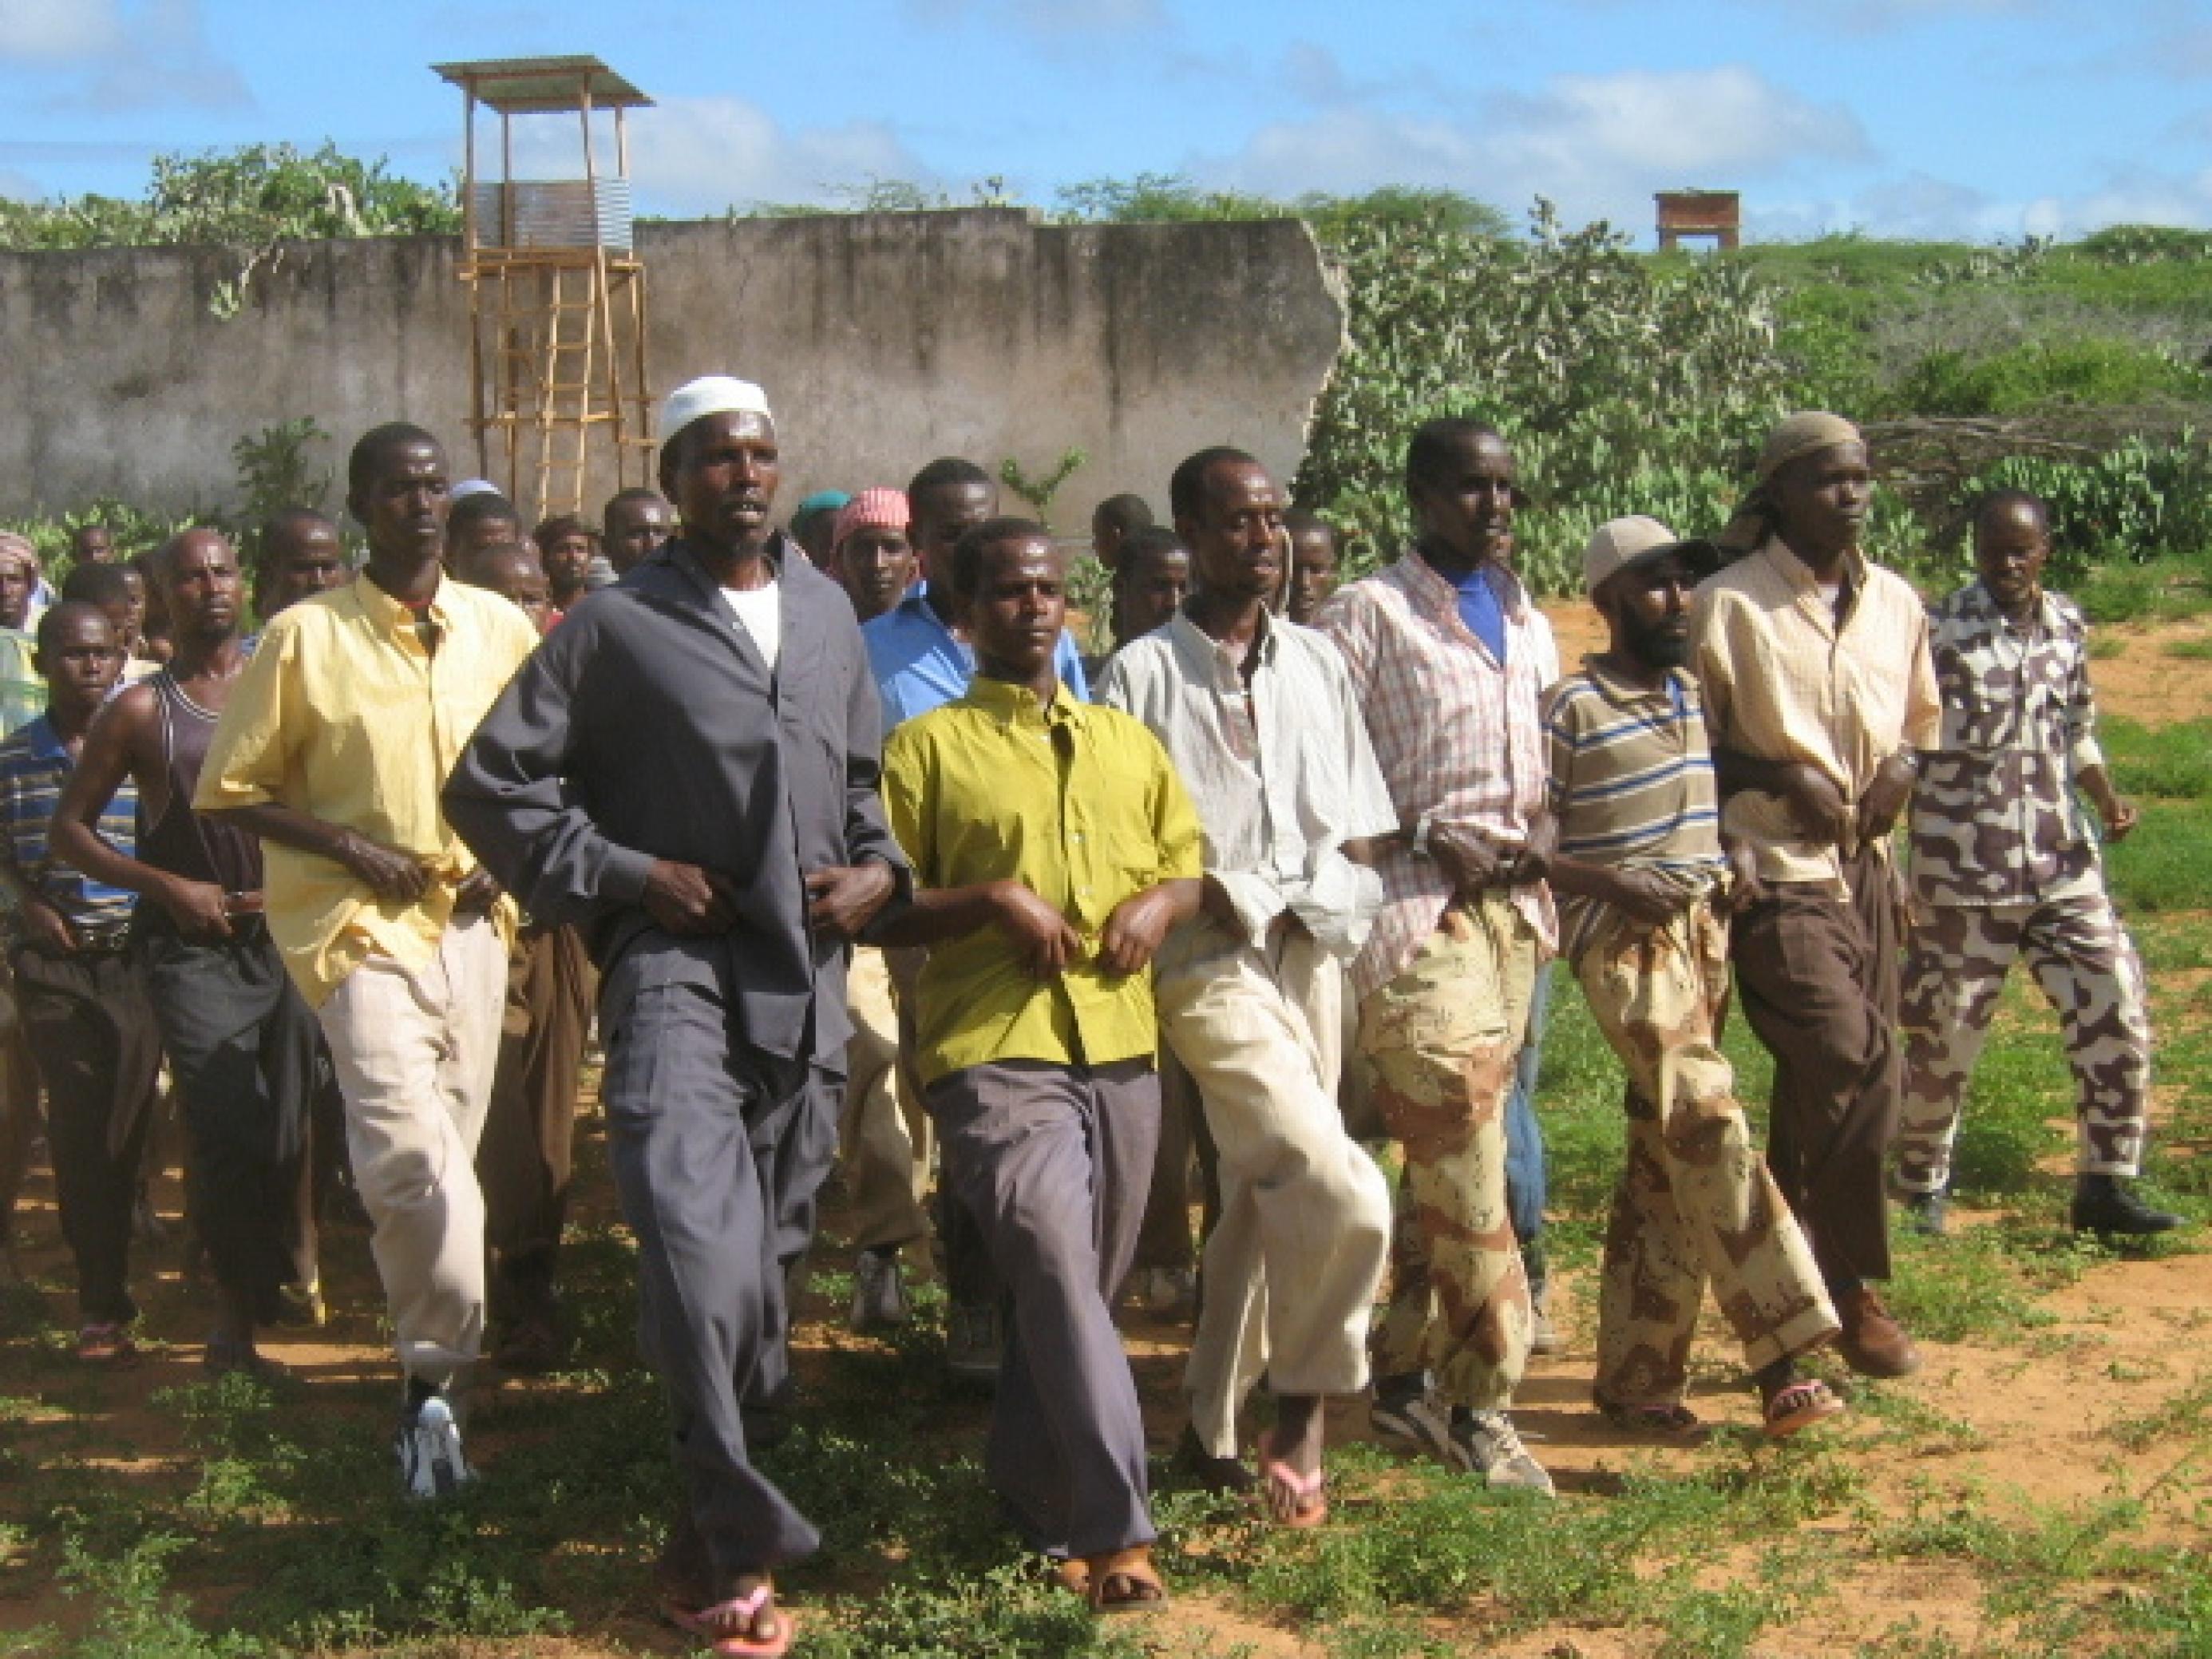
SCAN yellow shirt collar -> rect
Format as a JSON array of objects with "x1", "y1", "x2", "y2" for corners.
[{"x1": 961, "y1": 673, "x2": 1088, "y2": 732}]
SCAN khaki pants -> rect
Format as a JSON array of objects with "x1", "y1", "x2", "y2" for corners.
[
  {"x1": 317, "y1": 914, "x2": 507, "y2": 1388},
  {"x1": 1360, "y1": 894, "x2": 1537, "y2": 1412},
  {"x1": 1576, "y1": 901, "x2": 1838, "y2": 1409},
  {"x1": 1157, "y1": 919, "x2": 1391, "y2": 1457},
  {"x1": 838, "y1": 947, "x2": 933, "y2": 1254}
]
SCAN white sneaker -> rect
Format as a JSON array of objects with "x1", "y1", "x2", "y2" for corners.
[
  {"x1": 1529, "y1": 1285, "x2": 1561, "y2": 1356},
  {"x1": 1451, "y1": 1409, "x2": 1554, "y2": 1496},
  {"x1": 396, "y1": 1393, "x2": 476, "y2": 1500},
  {"x1": 1138, "y1": 1267, "x2": 1197, "y2": 1317}
]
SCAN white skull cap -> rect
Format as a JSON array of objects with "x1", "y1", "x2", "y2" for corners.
[{"x1": 659, "y1": 376, "x2": 774, "y2": 444}]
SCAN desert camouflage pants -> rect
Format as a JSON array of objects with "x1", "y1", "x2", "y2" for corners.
[
  {"x1": 1896, "y1": 890, "x2": 2151, "y2": 1194},
  {"x1": 1576, "y1": 901, "x2": 1838, "y2": 1409},
  {"x1": 1359, "y1": 893, "x2": 1537, "y2": 1412}
]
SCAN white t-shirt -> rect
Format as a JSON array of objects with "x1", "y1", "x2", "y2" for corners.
[{"x1": 720, "y1": 580, "x2": 781, "y2": 672}]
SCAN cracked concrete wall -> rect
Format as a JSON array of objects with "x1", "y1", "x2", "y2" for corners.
[{"x1": 0, "y1": 208, "x2": 1344, "y2": 529}]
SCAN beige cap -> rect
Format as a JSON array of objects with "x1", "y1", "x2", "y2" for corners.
[{"x1": 1583, "y1": 516, "x2": 1681, "y2": 595}]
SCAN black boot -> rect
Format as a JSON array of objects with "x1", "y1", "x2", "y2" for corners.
[{"x1": 2070, "y1": 1173, "x2": 2181, "y2": 1237}]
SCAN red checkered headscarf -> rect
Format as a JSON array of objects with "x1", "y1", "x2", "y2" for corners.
[{"x1": 831, "y1": 489, "x2": 909, "y2": 557}]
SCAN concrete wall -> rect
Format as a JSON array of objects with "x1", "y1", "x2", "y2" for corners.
[{"x1": 0, "y1": 209, "x2": 1345, "y2": 529}]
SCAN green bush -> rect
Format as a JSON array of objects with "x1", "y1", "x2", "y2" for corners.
[
  {"x1": 1968, "y1": 437, "x2": 2212, "y2": 586},
  {"x1": 1895, "y1": 338, "x2": 2212, "y2": 418}
]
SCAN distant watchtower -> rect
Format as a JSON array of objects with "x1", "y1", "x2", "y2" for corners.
[
  {"x1": 1655, "y1": 190, "x2": 1741, "y2": 253},
  {"x1": 433, "y1": 55, "x2": 655, "y2": 520}
]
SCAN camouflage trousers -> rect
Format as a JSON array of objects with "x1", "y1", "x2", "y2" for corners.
[
  {"x1": 1896, "y1": 891, "x2": 2151, "y2": 1195},
  {"x1": 1359, "y1": 893, "x2": 1537, "y2": 1412},
  {"x1": 1575, "y1": 901, "x2": 1839, "y2": 1409}
]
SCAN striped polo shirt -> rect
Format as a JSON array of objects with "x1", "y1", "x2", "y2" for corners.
[
  {"x1": 0, "y1": 714, "x2": 138, "y2": 940},
  {"x1": 1543, "y1": 656, "x2": 1725, "y2": 961}
]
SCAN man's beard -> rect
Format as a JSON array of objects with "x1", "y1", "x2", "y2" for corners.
[{"x1": 1623, "y1": 609, "x2": 1691, "y2": 669}]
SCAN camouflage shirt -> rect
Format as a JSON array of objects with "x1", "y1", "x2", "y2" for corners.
[{"x1": 1909, "y1": 581, "x2": 2106, "y2": 908}]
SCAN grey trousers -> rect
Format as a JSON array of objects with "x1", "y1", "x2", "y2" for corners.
[
  {"x1": 600, "y1": 964, "x2": 838, "y2": 1578},
  {"x1": 928, "y1": 1057, "x2": 1159, "y2": 1561}
]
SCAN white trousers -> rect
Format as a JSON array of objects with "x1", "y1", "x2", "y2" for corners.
[
  {"x1": 316, "y1": 914, "x2": 508, "y2": 1388},
  {"x1": 1156, "y1": 918, "x2": 1391, "y2": 1457}
]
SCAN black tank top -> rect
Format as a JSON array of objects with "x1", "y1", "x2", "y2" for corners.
[{"x1": 138, "y1": 668, "x2": 263, "y2": 896}]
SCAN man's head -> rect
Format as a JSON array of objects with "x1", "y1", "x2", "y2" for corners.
[
  {"x1": 953, "y1": 517, "x2": 1064, "y2": 683},
  {"x1": 465, "y1": 540, "x2": 552, "y2": 634},
  {"x1": 1407, "y1": 418, "x2": 1518, "y2": 571},
  {"x1": 1752, "y1": 412, "x2": 1869, "y2": 567},
  {"x1": 1973, "y1": 489, "x2": 2051, "y2": 614},
  {"x1": 146, "y1": 527, "x2": 242, "y2": 647},
  {"x1": 829, "y1": 488, "x2": 914, "y2": 623},
  {"x1": 1090, "y1": 493, "x2": 1154, "y2": 572},
  {"x1": 0, "y1": 536, "x2": 35, "y2": 632},
  {"x1": 1585, "y1": 517, "x2": 1694, "y2": 671},
  {"x1": 534, "y1": 514, "x2": 595, "y2": 601},
  {"x1": 69, "y1": 524, "x2": 115, "y2": 565},
  {"x1": 789, "y1": 491, "x2": 850, "y2": 568},
  {"x1": 602, "y1": 487, "x2": 674, "y2": 575},
  {"x1": 257, "y1": 509, "x2": 346, "y2": 617},
  {"x1": 1283, "y1": 509, "x2": 1341, "y2": 625},
  {"x1": 658, "y1": 377, "x2": 780, "y2": 556},
  {"x1": 346, "y1": 422, "x2": 449, "y2": 566},
  {"x1": 61, "y1": 560, "x2": 139, "y2": 650},
  {"x1": 1172, "y1": 447, "x2": 1284, "y2": 608},
  {"x1": 34, "y1": 600, "x2": 120, "y2": 714},
  {"x1": 1111, "y1": 528, "x2": 1191, "y2": 645},
  {"x1": 908, "y1": 457, "x2": 999, "y2": 596},
  {"x1": 446, "y1": 491, "x2": 522, "y2": 574}
]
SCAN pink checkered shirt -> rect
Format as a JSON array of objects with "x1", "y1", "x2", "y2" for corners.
[{"x1": 1318, "y1": 551, "x2": 1559, "y2": 1000}]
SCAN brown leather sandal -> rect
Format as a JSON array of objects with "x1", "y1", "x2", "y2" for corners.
[{"x1": 1085, "y1": 1546, "x2": 1169, "y2": 1616}]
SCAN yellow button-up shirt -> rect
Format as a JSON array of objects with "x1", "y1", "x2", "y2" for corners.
[
  {"x1": 196, "y1": 572, "x2": 540, "y2": 1006},
  {"x1": 1689, "y1": 537, "x2": 1941, "y2": 891},
  {"x1": 882, "y1": 675, "x2": 1202, "y2": 1087}
]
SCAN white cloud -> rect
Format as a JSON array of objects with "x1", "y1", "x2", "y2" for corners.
[
  {"x1": 560, "y1": 96, "x2": 934, "y2": 216},
  {"x1": 1745, "y1": 164, "x2": 2212, "y2": 242},
  {"x1": 1200, "y1": 65, "x2": 1868, "y2": 229},
  {"x1": 0, "y1": 167, "x2": 41, "y2": 200},
  {"x1": 0, "y1": 0, "x2": 121, "y2": 60}
]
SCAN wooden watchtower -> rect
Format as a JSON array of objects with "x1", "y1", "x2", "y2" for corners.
[
  {"x1": 433, "y1": 55, "x2": 655, "y2": 520},
  {"x1": 1656, "y1": 189, "x2": 1741, "y2": 253}
]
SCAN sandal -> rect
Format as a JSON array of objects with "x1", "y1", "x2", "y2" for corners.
[
  {"x1": 77, "y1": 1323, "x2": 140, "y2": 1368},
  {"x1": 1043, "y1": 1555, "x2": 1090, "y2": 1597},
  {"x1": 1597, "y1": 1398, "x2": 1701, "y2": 1436},
  {"x1": 1253, "y1": 1428, "x2": 1328, "y2": 1527},
  {"x1": 1762, "y1": 1377, "x2": 1845, "y2": 1439},
  {"x1": 1085, "y1": 1546, "x2": 1169, "y2": 1616},
  {"x1": 663, "y1": 1581, "x2": 793, "y2": 1658}
]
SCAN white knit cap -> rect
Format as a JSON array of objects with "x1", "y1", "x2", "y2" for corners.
[
  {"x1": 449, "y1": 478, "x2": 501, "y2": 501},
  {"x1": 659, "y1": 375, "x2": 773, "y2": 445}
]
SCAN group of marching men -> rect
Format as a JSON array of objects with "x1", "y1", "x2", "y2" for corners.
[{"x1": 0, "y1": 374, "x2": 2180, "y2": 1655}]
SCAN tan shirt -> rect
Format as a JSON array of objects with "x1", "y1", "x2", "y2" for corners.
[{"x1": 1688, "y1": 537, "x2": 1940, "y2": 891}]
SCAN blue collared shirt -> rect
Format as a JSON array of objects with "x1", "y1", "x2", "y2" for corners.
[
  {"x1": 0, "y1": 714, "x2": 138, "y2": 936},
  {"x1": 862, "y1": 583, "x2": 1090, "y2": 730}
]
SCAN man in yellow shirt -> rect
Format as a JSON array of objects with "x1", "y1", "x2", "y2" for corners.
[
  {"x1": 880, "y1": 519, "x2": 1201, "y2": 1616},
  {"x1": 198, "y1": 422, "x2": 539, "y2": 1499}
]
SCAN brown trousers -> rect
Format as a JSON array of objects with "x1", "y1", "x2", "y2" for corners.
[
  {"x1": 1728, "y1": 845, "x2": 1901, "y2": 1290},
  {"x1": 477, "y1": 925, "x2": 597, "y2": 1320}
]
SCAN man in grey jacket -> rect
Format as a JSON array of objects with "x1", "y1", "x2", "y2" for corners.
[{"x1": 445, "y1": 375, "x2": 905, "y2": 1659}]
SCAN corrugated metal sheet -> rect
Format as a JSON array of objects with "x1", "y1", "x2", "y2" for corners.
[{"x1": 470, "y1": 180, "x2": 633, "y2": 252}]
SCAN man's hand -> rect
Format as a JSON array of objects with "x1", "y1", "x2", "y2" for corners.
[
  {"x1": 1854, "y1": 753, "x2": 1917, "y2": 845},
  {"x1": 1601, "y1": 867, "x2": 1684, "y2": 926},
  {"x1": 159, "y1": 877, "x2": 233, "y2": 941},
  {"x1": 642, "y1": 860, "x2": 742, "y2": 936},
  {"x1": 990, "y1": 881, "x2": 1084, "y2": 980},
  {"x1": 1199, "y1": 873, "x2": 1243, "y2": 928},
  {"x1": 1428, "y1": 823, "x2": 1504, "y2": 901},
  {"x1": 1510, "y1": 813, "x2": 1559, "y2": 885},
  {"x1": 337, "y1": 831, "x2": 432, "y2": 905},
  {"x1": 1722, "y1": 842, "x2": 1767, "y2": 916},
  {"x1": 805, "y1": 862, "x2": 896, "y2": 940},
  {"x1": 1098, "y1": 885, "x2": 1182, "y2": 978},
  {"x1": 2098, "y1": 794, "x2": 2139, "y2": 843},
  {"x1": 1777, "y1": 764, "x2": 1852, "y2": 847},
  {"x1": 453, "y1": 868, "x2": 502, "y2": 918},
  {"x1": 18, "y1": 897, "x2": 76, "y2": 955}
]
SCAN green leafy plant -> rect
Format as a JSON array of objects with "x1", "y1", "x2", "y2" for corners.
[
  {"x1": 999, "y1": 448, "x2": 1087, "y2": 525},
  {"x1": 230, "y1": 418, "x2": 334, "y2": 525}
]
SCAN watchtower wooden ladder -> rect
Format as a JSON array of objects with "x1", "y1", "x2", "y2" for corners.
[{"x1": 434, "y1": 55, "x2": 655, "y2": 521}]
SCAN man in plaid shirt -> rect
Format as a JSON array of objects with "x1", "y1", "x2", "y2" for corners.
[{"x1": 1318, "y1": 418, "x2": 1558, "y2": 1495}]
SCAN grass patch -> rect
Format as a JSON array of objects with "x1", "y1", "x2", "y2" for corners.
[{"x1": 2078, "y1": 557, "x2": 2212, "y2": 627}]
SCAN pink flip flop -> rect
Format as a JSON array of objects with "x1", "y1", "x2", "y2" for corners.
[
  {"x1": 1254, "y1": 1428, "x2": 1328, "y2": 1528},
  {"x1": 663, "y1": 1584, "x2": 794, "y2": 1658}
]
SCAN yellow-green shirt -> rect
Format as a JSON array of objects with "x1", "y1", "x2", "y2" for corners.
[
  {"x1": 195, "y1": 572, "x2": 540, "y2": 1007},
  {"x1": 883, "y1": 675, "x2": 1202, "y2": 1086}
]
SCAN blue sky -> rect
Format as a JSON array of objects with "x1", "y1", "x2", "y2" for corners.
[{"x1": 1, "y1": 0, "x2": 2207, "y2": 242}]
